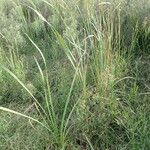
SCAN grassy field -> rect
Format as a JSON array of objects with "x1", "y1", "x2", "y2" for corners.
[{"x1": 0, "y1": 0, "x2": 150, "y2": 149}]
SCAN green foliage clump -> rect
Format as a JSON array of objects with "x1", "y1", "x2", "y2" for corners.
[{"x1": 0, "y1": 0, "x2": 149, "y2": 149}]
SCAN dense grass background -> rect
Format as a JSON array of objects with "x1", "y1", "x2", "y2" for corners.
[{"x1": 0, "y1": 0, "x2": 150, "y2": 149}]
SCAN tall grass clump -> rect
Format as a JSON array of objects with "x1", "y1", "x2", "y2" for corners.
[{"x1": 0, "y1": 0, "x2": 149, "y2": 149}]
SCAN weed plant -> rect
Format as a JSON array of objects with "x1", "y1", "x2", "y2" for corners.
[{"x1": 0, "y1": 0, "x2": 149, "y2": 149}]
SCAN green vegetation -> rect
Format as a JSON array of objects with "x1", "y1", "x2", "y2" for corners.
[{"x1": 0, "y1": 0, "x2": 149, "y2": 149}]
